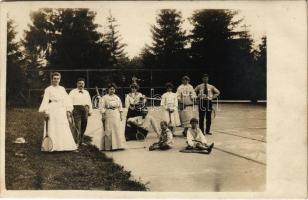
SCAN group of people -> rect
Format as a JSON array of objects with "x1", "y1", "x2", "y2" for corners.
[{"x1": 39, "y1": 72, "x2": 220, "y2": 154}]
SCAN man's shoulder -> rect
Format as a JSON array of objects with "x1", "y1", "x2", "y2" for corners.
[
  {"x1": 69, "y1": 88, "x2": 77, "y2": 93},
  {"x1": 195, "y1": 83, "x2": 203, "y2": 88},
  {"x1": 84, "y1": 89, "x2": 90, "y2": 94},
  {"x1": 207, "y1": 83, "x2": 217, "y2": 89}
]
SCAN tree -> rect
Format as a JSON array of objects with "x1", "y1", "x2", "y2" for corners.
[
  {"x1": 253, "y1": 36, "x2": 266, "y2": 100},
  {"x1": 144, "y1": 9, "x2": 189, "y2": 69},
  {"x1": 23, "y1": 8, "x2": 113, "y2": 87},
  {"x1": 104, "y1": 12, "x2": 128, "y2": 68},
  {"x1": 24, "y1": 8, "x2": 110, "y2": 69},
  {"x1": 189, "y1": 9, "x2": 255, "y2": 99},
  {"x1": 7, "y1": 19, "x2": 27, "y2": 105}
]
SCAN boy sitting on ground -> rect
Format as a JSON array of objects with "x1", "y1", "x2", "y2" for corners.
[
  {"x1": 186, "y1": 118, "x2": 214, "y2": 153},
  {"x1": 149, "y1": 121, "x2": 173, "y2": 151}
]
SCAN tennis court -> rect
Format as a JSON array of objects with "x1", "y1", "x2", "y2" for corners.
[{"x1": 85, "y1": 103, "x2": 266, "y2": 192}]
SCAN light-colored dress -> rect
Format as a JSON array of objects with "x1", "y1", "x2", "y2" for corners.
[
  {"x1": 160, "y1": 92, "x2": 181, "y2": 127},
  {"x1": 100, "y1": 94, "x2": 126, "y2": 150},
  {"x1": 176, "y1": 84, "x2": 198, "y2": 128},
  {"x1": 39, "y1": 85, "x2": 77, "y2": 151}
]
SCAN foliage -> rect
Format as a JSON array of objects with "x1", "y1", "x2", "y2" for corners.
[
  {"x1": 104, "y1": 12, "x2": 128, "y2": 68},
  {"x1": 7, "y1": 19, "x2": 28, "y2": 105},
  {"x1": 143, "y1": 9, "x2": 189, "y2": 69}
]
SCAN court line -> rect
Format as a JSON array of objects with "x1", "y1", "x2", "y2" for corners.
[
  {"x1": 213, "y1": 146, "x2": 266, "y2": 166},
  {"x1": 214, "y1": 130, "x2": 266, "y2": 143}
]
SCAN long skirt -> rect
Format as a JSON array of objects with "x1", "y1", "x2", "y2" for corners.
[
  {"x1": 126, "y1": 107, "x2": 142, "y2": 119},
  {"x1": 179, "y1": 105, "x2": 199, "y2": 128},
  {"x1": 103, "y1": 109, "x2": 126, "y2": 150},
  {"x1": 43, "y1": 102, "x2": 77, "y2": 151},
  {"x1": 162, "y1": 108, "x2": 181, "y2": 127}
]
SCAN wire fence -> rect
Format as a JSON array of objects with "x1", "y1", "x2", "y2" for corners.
[{"x1": 24, "y1": 68, "x2": 266, "y2": 106}]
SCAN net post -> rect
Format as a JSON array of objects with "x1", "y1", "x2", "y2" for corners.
[{"x1": 86, "y1": 70, "x2": 90, "y2": 89}]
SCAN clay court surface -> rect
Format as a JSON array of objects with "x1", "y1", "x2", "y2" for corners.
[{"x1": 85, "y1": 103, "x2": 266, "y2": 192}]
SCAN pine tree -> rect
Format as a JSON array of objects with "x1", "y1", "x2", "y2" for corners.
[
  {"x1": 23, "y1": 8, "x2": 111, "y2": 70},
  {"x1": 145, "y1": 9, "x2": 188, "y2": 69},
  {"x1": 23, "y1": 8, "x2": 112, "y2": 87},
  {"x1": 105, "y1": 12, "x2": 128, "y2": 67},
  {"x1": 190, "y1": 9, "x2": 255, "y2": 99}
]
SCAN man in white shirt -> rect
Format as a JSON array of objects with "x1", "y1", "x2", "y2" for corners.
[
  {"x1": 69, "y1": 78, "x2": 92, "y2": 146},
  {"x1": 195, "y1": 74, "x2": 220, "y2": 135}
]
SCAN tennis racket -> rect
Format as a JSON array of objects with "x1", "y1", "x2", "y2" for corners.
[
  {"x1": 67, "y1": 111, "x2": 80, "y2": 144},
  {"x1": 95, "y1": 86, "x2": 101, "y2": 97},
  {"x1": 136, "y1": 131, "x2": 148, "y2": 149},
  {"x1": 41, "y1": 118, "x2": 53, "y2": 152},
  {"x1": 211, "y1": 107, "x2": 216, "y2": 120}
]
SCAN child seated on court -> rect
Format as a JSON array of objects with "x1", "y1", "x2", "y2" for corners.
[
  {"x1": 186, "y1": 118, "x2": 214, "y2": 153},
  {"x1": 149, "y1": 121, "x2": 173, "y2": 151}
]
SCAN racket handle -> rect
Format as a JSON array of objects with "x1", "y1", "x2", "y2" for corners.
[{"x1": 45, "y1": 118, "x2": 49, "y2": 137}]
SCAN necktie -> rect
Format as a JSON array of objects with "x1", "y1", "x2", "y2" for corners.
[
  {"x1": 204, "y1": 83, "x2": 208, "y2": 96},
  {"x1": 79, "y1": 90, "x2": 83, "y2": 94}
]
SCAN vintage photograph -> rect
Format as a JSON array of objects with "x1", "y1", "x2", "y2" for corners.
[{"x1": 4, "y1": 2, "x2": 267, "y2": 192}]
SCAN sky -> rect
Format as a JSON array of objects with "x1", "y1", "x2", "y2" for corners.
[{"x1": 7, "y1": 2, "x2": 266, "y2": 59}]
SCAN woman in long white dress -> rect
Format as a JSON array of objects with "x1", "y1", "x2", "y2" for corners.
[
  {"x1": 176, "y1": 76, "x2": 198, "y2": 136},
  {"x1": 39, "y1": 72, "x2": 77, "y2": 152},
  {"x1": 100, "y1": 83, "x2": 126, "y2": 150},
  {"x1": 160, "y1": 82, "x2": 181, "y2": 131}
]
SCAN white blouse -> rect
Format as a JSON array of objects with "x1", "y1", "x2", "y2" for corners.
[
  {"x1": 176, "y1": 84, "x2": 196, "y2": 104},
  {"x1": 99, "y1": 94, "x2": 123, "y2": 113},
  {"x1": 176, "y1": 84, "x2": 196, "y2": 98},
  {"x1": 160, "y1": 92, "x2": 178, "y2": 110},
  {"x1": 39, "y1": 85, "x2": 73, "y2": 114},
  {"x1": 125, "y1": 92, "x2": 145, "y2": 109}
]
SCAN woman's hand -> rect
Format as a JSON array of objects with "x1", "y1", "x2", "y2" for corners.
[
  {"x1": 44, "y1": 112, "x2": 49, "y2": 120},
  {"x1": 169, "y1": 108, "x2": 175, "y2": 113}
]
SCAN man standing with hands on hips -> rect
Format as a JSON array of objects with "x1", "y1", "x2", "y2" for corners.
[
  {"x1": 195, "y1": 74, "x2": 220, "y2": 135},
  {"x1": 69, "y1": 78, "x2": 92, "y2": 146}
]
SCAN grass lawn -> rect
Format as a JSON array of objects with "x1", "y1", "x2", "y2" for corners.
[{"x1": 5, "y1": 107, "x2": 147, "y2": 190}]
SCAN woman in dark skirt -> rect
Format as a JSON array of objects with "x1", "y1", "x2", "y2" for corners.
[
  {"x1": 125, "y1": 83, "x2": 146, "y2": 118},
  {"x1": 125, "y1": 83, "x2": 146, "y2": 140}
]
